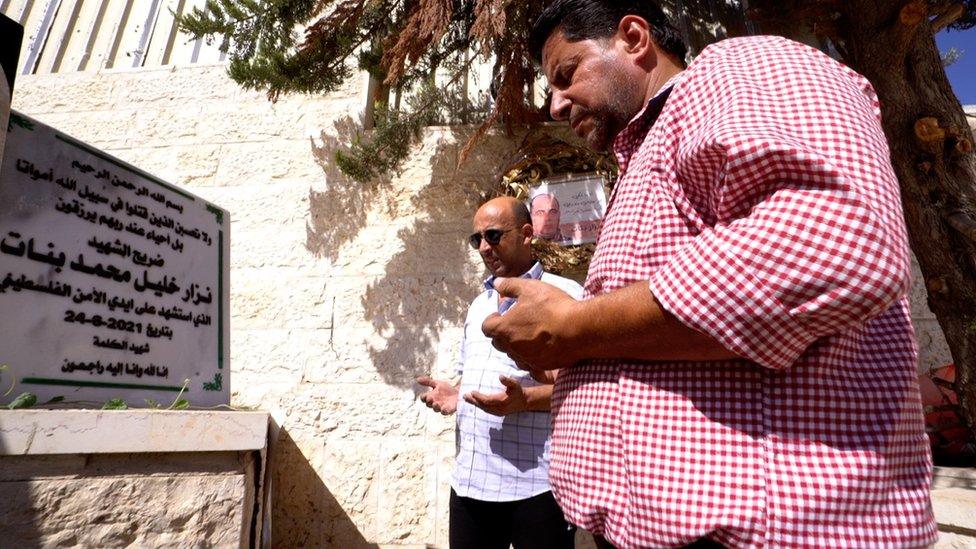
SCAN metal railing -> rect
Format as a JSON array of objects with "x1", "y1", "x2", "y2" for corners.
[
  {"x1": 1, "y1": 1, "x2": 545, "y2": 128},
  {"x1": 2, "y1": 0, "x2": 226, "y2": 75}
]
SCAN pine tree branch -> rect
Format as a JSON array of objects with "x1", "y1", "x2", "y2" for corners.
[
  {"x1": 948, "y1": 210, "x2": 976, "y2": 242},
  {"x1": 932, "y1": 3, "x2": 966, "y2": 32},
  {"x1": 366, "y1": 54, "x2": 477, "y2": 158}
]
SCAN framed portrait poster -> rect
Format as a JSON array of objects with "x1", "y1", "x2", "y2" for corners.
[{"x1": 526, "y1": 172, "x2": 609, "y2": 246}]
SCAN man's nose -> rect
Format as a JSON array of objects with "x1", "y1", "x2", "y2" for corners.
[
  {"x1": 478, "y1": 238, "x2": 492, "y2": 254},
  {"x1": 550, "y1": 90, "x2": 571, "y2": 121}
]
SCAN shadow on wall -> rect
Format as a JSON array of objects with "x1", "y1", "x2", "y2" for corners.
[
  {"x1": 0, "y1": 456, "x2": 43, "y2": 546},
  {"x1": 271, "y1": 428, "x2": 378, "y2": 548},
  {"x1": 306, "y1": 118, "x2": 505, "y2": 389},
  {"x1": 305, "y1": 116, "x2": 392, "y2": 262}
]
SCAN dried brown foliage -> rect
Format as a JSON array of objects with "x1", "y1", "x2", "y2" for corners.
[{"x1": 383, "y1": 0, "x2": 455, "y2": 84}]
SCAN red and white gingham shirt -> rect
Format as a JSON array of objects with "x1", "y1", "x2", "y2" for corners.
[{"x1": 550, "y1": 36, "x2": 937, "y2": 548}]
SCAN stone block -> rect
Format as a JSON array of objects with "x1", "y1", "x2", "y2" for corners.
[
  {"x1": 936, "y1": 531, "x2": 976, "y2": 548},
  {"x1": 165, "y1": 98, "x2": 358, "y2": 146},
  {"x1": 915, "y1": 318, "x2": 954, "y2": 373},
  {"x1": 326, "y1": 225, "x2": 484, "y2": 279},
  {"x1": 0, "y1": 472, "x2": 248, "y2": 547},
  {"x1": 26, "y1": 109, "x2": 140, "y2": 148},
  {"x1": 213, "y1": 140, "x2": 326, "y2": 186},
  {"x1": 96, "y1": 144, "x2": 223, "y2": 188},
  {"x1": 233, "y1": 271, "x2": 330, "y2": 330},
  {"x1": 102, "y1": 66, "x2": 258, "y2": 108},
  {"x1": 432, "y1": 440, "x2": 457, "y2": 547},
  {"x1": 933, "y1": 467, "x2": 976, "y2": 490},
  {"x1": 12, "y1": 71, "x2": 114, "y2": 112},
  {"x1": 230, "y1": 221, "x2": 330, "y2": 270},
  {"x1": 270, "y1": 434, "x2": 378, "y2": 547},
  {"x1": 0, "y1": 410, "x2": 268, "y2": 454},
  {"x1": 212, "y1": 182, "x2": 310, "y2": 229},
  {"x1": 232, "y1": 328, "x2": 313, "y2": 377},
  {"x1": 932, "y1": 487, "x2": 976, "y2": 535},
  {"x1": 295, "y1": 329, "x2": 387, "y2": 386},
  {"x1": 318, "y1": 319, "x2": 459, "y2": 389},
  {"x1": 375, "y1": 440, "x2": 435, "y2": 544},
  {"x1": 230, "y1": 370, "x2": 302, "y2": 410},
  {"x1": 277, "y1": 383, "x2": 425, "y2": 443},
  {"x1": 96, "y1": 145, "x2": 180, "y2": 182},
  {"x1": 132, "y1": 103, "x2": 208, "y2": 147}
]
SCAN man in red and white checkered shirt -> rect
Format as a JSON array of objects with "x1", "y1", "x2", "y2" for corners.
[{"x1": 482, "y1": 1, "x2": 939, "y2": 547}]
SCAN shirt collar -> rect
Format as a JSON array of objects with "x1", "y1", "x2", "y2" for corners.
[
  {"x1": 484, "y1": 261, "x2": 543, "y2": 293},
  {"x1": 612, "y1": 71, "x2": 684, "y2": 173}
]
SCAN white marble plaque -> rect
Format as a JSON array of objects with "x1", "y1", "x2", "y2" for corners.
[{"x1": 0, "y1": 111, "x2": 230, "y2": 407}]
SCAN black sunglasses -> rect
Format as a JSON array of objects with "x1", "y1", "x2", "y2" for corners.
[{"x1": 468, "y1": 228, "x2": 515, "y2": 249}]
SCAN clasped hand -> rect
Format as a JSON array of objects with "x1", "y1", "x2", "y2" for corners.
[{"x1": 481, "y1": 277, "x2": 579, "y2": 375}]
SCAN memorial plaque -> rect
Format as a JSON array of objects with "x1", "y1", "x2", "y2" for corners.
[
  {"x1": 0, "y1": 112, "x2": 230, "y2": 407},
  {"x1": 0, "y1": 14, "x2": 24, "y2": 172}
]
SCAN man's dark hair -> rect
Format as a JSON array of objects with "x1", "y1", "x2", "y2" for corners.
[{"x1": 529, "y1": 0, "x2": 687, "y2": 65}]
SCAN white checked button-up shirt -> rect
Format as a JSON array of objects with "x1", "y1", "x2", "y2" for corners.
[
  {"x1": 452, "y1": 261, "x2": 583, "y2": 502},
  {"x1": 550, "y1": 36, "x2": 937, "y2": 548}
]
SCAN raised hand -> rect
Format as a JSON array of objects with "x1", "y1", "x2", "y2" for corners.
[
  {"x1": 416, "y1": 375, "x2": 459, "y2": 415},
  {"x1": 464, "y1": 375, "x2": 529, "y2": 416},
  {"x1": 481, "y1": 277, "x2": 580, "y2": 372}
]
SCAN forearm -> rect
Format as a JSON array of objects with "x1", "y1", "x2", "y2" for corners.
[
  {"x1": 563, "y1": 282, "x2": 739, "y2": 364},
  {"x1": 522, "y1": 383, "x2": 553, "y2": 412}
]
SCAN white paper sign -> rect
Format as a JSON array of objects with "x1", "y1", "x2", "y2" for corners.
[
  {"x1": 527, "y1": 172, "x2": 609, "y2": 245},
  {"x1": 0, "y1": 111, "x2": 230, "y2": 407}
]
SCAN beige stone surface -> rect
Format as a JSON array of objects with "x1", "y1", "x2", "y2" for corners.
[
  {"x1": 1, "y1": 475, "x2": 247, "y2": 548},
  {"x1": 932, "y1": 467, "x2": 976, "y2": 540},
  {"x1": 910, "y1": 253, "x2": 953, "y2": 373},
  {"x1": 0, "y1": 451, "x2": 258, "y2": 548},
  {"x1": 0, "y1": 410, "x2": 269, "y2": 455},
  {"x1": 936, "y1": 532, "x2": 976, "y2": 549},
  {"x1": 932, "y1": 487, "x2": 976, "y2": 532},
  {"x1": 11, "y1": 65, "x2": 967, "y2": 548}
]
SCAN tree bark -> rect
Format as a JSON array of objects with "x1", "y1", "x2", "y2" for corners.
[{"x1": 838, "y1": 1, "x2": 976, "y2": 434}]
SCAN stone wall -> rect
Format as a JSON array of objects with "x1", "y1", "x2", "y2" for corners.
[
  {"x1": 0, "y1": 410, "x2": 269, "y2": 547},
  {"x1": 11, "y1": 63, "x2": 527, "y2": 547},
  {"x1": 9, "y1": 64, "x2": 966, "y2": 547},
  {"x1": 1, "y1": 453, "x2": 258, "y2": 547}
]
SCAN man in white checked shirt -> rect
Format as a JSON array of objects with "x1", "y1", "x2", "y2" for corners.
[
  {"x1": 481, "y1": 1, "x2": 939, "y2": 548},
  {"x1": 417, "y1": 196, "x2": 582, "y2": 549}
]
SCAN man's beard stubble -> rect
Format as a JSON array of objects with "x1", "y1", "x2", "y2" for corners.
[{"x1": 575, "y1": 73, "x2": 638, "y2": 152}]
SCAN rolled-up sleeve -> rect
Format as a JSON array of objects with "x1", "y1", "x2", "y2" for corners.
[{"x1": 649, "y1": 137, "x2": 910, "y2": 370}]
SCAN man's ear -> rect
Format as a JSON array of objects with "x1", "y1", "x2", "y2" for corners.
[
  {"x1": 616, "y1": 14, "x2": 654, "y2": 62},
  {"x1": 521, "y1": 222, "x2": 534, "y2": 242}
]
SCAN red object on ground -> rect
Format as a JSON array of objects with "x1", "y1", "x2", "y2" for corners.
[{"x1": 919, "y1": 364, "x2": 973, "y2": 463}]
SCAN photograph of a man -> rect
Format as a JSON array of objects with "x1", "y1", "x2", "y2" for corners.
[
  {"x1": 529, "y1": 192, "x2": 564, "y2": 242},
  {"x1": 416, "y1": 196, "x2": 582, "y2": 549}
]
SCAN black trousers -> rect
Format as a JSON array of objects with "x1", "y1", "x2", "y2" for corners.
[{"x1": 449, "y1": 489, "x2": 575, "y2": 549}]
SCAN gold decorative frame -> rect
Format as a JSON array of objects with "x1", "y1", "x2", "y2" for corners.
[{"x1": 497, "y1": 133, "x2": 618, "y2": 278}]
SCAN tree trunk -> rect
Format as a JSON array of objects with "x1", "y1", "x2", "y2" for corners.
[{"x1": 840, "y1": 1, "x2": 976, "y2": 435}]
